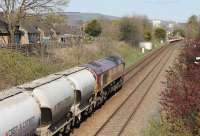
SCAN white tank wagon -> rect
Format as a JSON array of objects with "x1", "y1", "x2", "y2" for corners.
[
  {"x1": 32, "y1": 77, "x2": 75, "y2": 135},
  {"x1": 0, "y1": 88, "x2": 40, "y2": 136},
  {"x1": 66, "y1": 69, "x2": 96, "y2": 125},
  {"x1": 66, "y1": 69, "x2": 96, "y2": 108}
]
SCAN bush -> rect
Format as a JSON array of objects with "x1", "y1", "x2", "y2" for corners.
[
  {"x1": 160, "y1": 38, "x2": 200, "y2": 135},
  {"x1": 85, "y1": 19, "x2": 102, "y2": 37},
  {"x1": 119, "y1": 17, "x2": 143, "y2": 46},
  {"x1": 0, "y1": 49, "x2": 60, "y2": 90},
  {"x1": 186, "y1": 15, "x2": 200, "y2": 38},
  {"x1": 173, "y1": 29, "x2": 186, "y2": 37},
  {"x1": 0, "y1": 40, "x2": 147, "y2": 90},
  {"x1": 119, "y1": 16, "x2": 152, "y2": 46},
  {"x1": 143, "y1": 117, "x2": 193, "y2": 136},
  {"x1": 144, "y1": 32, "x2": 152, "y2": 41},
  {"x1": 154, "y1": 28, "x2": 166, "y2": 41}
]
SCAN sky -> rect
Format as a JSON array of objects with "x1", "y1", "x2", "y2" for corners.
[{"x1": 65, "y1": 0, "x2": 200, "y2": 22}]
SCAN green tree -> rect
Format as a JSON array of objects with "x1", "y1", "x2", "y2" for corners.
[
  {"x1": 85, "y1": 20, "x2": 102, "y2": 37},
  {"x1": 144, "y1": 32, "x2": 152, "y2": 41},
  {"x1": 186, "y1": 15, "x2": 200, "y2": 38},
  {"x1": 154, "y1": 28, "x2": 166, "y2": 41},
  {"x1": 173, "y1": 29, "x2": 186, "y2": 37},
  {"x1": 142, "y1": 17, "x2": 153, "y2": 41},
  {"x1": 119, "y1": 17, "x2": 143, "y2": 46},
  {"x1": 0, "y1": 0, "x2": 68, "y2": 44},
  {"x1": 119, "y1": 16, "x2": 152, "y2": 46}
]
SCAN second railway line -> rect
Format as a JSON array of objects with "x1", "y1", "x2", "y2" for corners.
[
  {"x1": 71, "y1": 43, "x2": 178, "y2": 136},
  {"x1": 94, "y1": 45, "x2": 174, "y2": 136}
]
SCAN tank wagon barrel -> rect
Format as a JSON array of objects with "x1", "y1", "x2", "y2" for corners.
[
  {"x1": 0, "y1": 88, "x2": 40, "y2": 136},
  {"x1": 0, "y1": 55, "x2": 125, "y2": 136}
]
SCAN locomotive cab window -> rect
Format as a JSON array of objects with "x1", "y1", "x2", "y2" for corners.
[{"x1": 103, "y1": 73, "x2": 108, "y2": 85}]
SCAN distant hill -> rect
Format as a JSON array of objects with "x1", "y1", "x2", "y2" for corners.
[{"x1": 59, "y1": 12, "x2": 119, "y2": 26}]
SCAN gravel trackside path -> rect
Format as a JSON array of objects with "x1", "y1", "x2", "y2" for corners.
[{"x1": 119, "y1": 44, "x2": 181, "y2": 136}]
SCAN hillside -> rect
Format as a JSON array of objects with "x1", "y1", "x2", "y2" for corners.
[{"x1": 60, "y1": 12, "x2": 119, "y2": 25}]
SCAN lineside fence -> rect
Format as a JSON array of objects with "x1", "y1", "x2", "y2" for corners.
[{"x1": 0, "y1": 40, "x2": 81, "y2": 56}]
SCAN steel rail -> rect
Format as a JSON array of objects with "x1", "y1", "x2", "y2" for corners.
[
  {"x1": 94, "y1": 45, "x2": 173, "y2": 136},
  {"x1": 117, "y1": 46, "x2": 176, "y2": 136}
]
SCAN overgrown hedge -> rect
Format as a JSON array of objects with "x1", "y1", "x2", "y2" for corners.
[
  {"x1": 0, "y1": 49, "x2": 60, "y2": 90},
  {"x1": 144, "y1": 38, "x2": 200, "y2": 136},
  {"x1": 0, "y1": 41, "x2": 146, "y2": 90}
]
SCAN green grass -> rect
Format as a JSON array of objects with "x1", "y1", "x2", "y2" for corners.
[
  {"x1": 116, "y1": 45, "x2": 144, "y2": 67},
  {"x1": 0, "y1": 49, "x2": 61, "y2": 90},
  {"x1": 117, "y1": 42, "x2": 163, "y2": 68},
  {"x1": 142, "y1": 117, "x2": 193, "y2": 136},
  {"x1": 0, "y1": 42, "x2": 161, "y2": 90}
]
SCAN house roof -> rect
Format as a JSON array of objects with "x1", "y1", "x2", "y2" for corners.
[
  {"x1": 0, "y1": 13, "x2": 8, "y2": 34},
  {"x1": 52, "y1": 24, "x2": 81, "y2": 35},
  {"x1": 22, "y1": 16, "x2": 54, "y2": 36},
  {"x1": 20, "y1": 16, "x2": 41, "y2": 34},
  {"x1": 0, "y1": 20, "x2": 8, "y2": 34},
  {"x1": 21, "y1": 22, "x2": 40, "y2": 34},
  {"x1": 0, "y1": 13, "x2": 23, "y2": 35},
  {"x1": 38, "y1": 25, "x2": 54, "y2": 36},
  {"x1": 0, "y1": 13, "x2": 81, "y2": 36},
  {"x1": 0, "y1": 12, "x2": 5, "y2": 21}
]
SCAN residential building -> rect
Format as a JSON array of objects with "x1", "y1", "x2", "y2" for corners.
[
  {"x1": 0, "y1": 20, "x2": 9, "y2": 46},
  {"x1": 152, "y1": 20, "x2": 161, "y2": 28},
  {"x1": 0, "y1": 13, "x2": 83, "y2": 46}
]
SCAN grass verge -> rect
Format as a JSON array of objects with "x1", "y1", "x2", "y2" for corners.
[{"x1": 0, "y1": 42, "x2": 161, "y2": 90}]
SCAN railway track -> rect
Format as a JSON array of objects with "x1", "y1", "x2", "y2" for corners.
[
  {"x1": 93, "y1": 45, "x2": 174, "y2": 136},
  {"x1": 123, "y1": 45, "x2": 167, "y2": 83},
  {"x1": 70, "y1": 43, "x2": 178, "y2": 136}
]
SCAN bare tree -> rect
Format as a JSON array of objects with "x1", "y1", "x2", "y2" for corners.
[{"x1": 0, "y1": 0, "x2": 68, "y2": 44}]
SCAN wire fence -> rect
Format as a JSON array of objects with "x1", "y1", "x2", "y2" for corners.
[{"x1": 0, "y1": 37, "x2": 83, "y2": 56}]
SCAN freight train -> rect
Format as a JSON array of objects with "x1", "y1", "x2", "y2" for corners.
[{"x1": 0, "y1": 56, "x2": 125, "y2": 136}]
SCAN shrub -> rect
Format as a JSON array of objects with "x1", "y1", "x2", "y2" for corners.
[
  {"x1": 0, "y1": 40, "x2": 146, "y2": 90},
  {"x1": 173, "y1": 29, "x2": 186, "y2": 37},
  {"x1": 0, "y1": 49, "x2": 60, "y2": 89},
  {"x1": 119, "y1": 16, "x2": 150, "y2": 46},
  {"x1": 186, "y1": 15, "x2": 200, "y2": 38},
  {"x1": 85, "y1": 19, "x2": 102, "y2": 37},
  {"x1": 160, "y1": 38, "x2": 200, "y2": 135},
  {"x1": 143, "y1": 117, "x2": 193, "y2": 136},
  {"x1": 144, "y1": 32, "x2": 152, "y2": 41},
  {"x1": 154, "y1": 28, "x2": 166, "y2": 41}
]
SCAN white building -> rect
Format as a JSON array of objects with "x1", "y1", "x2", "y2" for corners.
[{"x1": 152, "y1": 20, "x2": 161, "y2": 28}]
